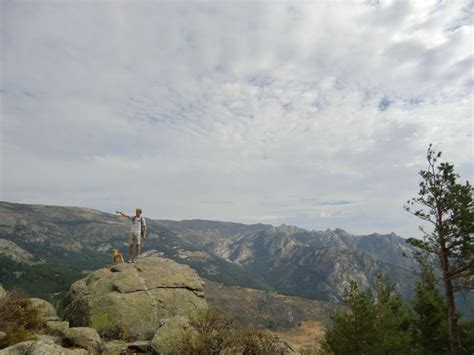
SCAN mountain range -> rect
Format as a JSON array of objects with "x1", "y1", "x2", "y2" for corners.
[{"x1": 0, "y1": 201, "x2": 419, "y2": 304}]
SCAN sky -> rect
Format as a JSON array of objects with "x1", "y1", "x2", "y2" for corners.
[{"x1": 1, "y1": 0, "x2": 473, "y2": 237}]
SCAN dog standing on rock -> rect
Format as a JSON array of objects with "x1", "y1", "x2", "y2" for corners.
[{"x1": 112, "y1": 249, "x2": 125, "y2": 265}]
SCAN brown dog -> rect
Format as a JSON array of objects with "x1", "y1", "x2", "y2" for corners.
[{"x1": 112, "y1": 249, "x2": 125, "y2": 265}]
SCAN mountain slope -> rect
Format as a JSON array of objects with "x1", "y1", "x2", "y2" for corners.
[{"x1": 203, "y1": 279, "x2": 338, "y2": 330}]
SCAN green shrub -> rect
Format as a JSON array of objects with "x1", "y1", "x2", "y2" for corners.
[
  {"x1": 459, "y1": 319, "x2": 474, "y2": 354},
  {"x1": 181, "y1": 308, "x2": 290, "y2": 355},
  {"x1": 183, "y1": 308, "x2": 234, "y2": 354},
  {"x1": 236, "y1": 328, "x2": 286, "y2": 355},
  {"x1": 0, "y1": 289, "x2": 44, "y2": 349}
]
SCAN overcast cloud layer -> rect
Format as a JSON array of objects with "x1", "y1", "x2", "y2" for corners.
[{"x1": 1, "y1": 0, "x2": 473, "y2": 236}]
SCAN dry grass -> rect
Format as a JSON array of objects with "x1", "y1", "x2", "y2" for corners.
[
  {"x1": 0, "y1": 289, "x2": 44, "y2": 349},
  {"x1": 204, "y1": 280, "x2": 336, "y2": 330},
  {"x1": 273, "y1": 320, "x2": 325, "y2": 353}
]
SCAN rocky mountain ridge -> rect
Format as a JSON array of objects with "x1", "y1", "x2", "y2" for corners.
[
  {"x1": 0, "y1": 201, "x2": 418, "y2": 303},
  {"x1": 160, "y1": 218, "x2": 418, "y2": 301}
]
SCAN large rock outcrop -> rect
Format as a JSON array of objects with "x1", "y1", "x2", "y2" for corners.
[{"x1": 62, "y1": 255, "x2": 207, "y2": 341}]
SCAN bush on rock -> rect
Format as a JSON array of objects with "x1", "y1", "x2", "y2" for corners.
[{"x1": 0, "y1": 289, "x2": 44, "y2": 349}]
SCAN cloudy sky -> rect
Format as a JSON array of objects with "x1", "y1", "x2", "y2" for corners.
[{"x1": 1, "y1": 0, "x2": 473, "y2": 236}]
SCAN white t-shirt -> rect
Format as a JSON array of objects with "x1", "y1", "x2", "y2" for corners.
[{"x1": 130, "y1": 216, "x2": 146, "y2": 234}]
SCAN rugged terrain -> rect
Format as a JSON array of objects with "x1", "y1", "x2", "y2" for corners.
[
  {"x1": 0, "y1": 201, "x2": 419, "y2": 304},
  {"x1": 0, "y1": 256, "x2": 296, "y2": 354},
  {"x1": 2, "y1": 201, "x2": 472, "y2": 342},
  {"x1": 162, "y1": 219, "x2": 418, "y2": 301},
  {"x1": 0, "y1": 201, "x2": 271, "y2": 305}
]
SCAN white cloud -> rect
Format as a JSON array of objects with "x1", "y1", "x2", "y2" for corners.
[{"x1": 1, "y1": 0, "x2": 473, "y2": 237}]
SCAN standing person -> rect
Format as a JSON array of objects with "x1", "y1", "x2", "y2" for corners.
[{"x1": 115, "y1": 208, "x2": 147, "y2": 262}]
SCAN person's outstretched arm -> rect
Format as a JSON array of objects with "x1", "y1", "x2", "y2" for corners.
[{"x1": 115, "y1": 211, "x2": 129, "y2": 218}]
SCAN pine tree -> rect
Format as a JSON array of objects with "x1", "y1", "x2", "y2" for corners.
[
  {"x1": 405, "y1": 145, "x2": 474, "y2": 354},
  {"x1": 410, "y1": 255, "x2": 449, "y2": 354},
  {"x1": 322, "y1": 282, "x2": 378, "y2": 355},
  {"x1": 372, "y1": 274, "x2": 413, "y2": 354}
]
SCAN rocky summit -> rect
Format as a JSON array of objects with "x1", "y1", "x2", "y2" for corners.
[{"x1": 62, "y1": 253, "x2": 208, "y2": 341}]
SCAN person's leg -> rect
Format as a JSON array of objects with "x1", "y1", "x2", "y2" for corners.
[
  {"x1": 135, "y1": 232, "x2": 141, "y2": 259},
  {"x1": 128, "y1": 233, "x2": 134, "y2": 262}
]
